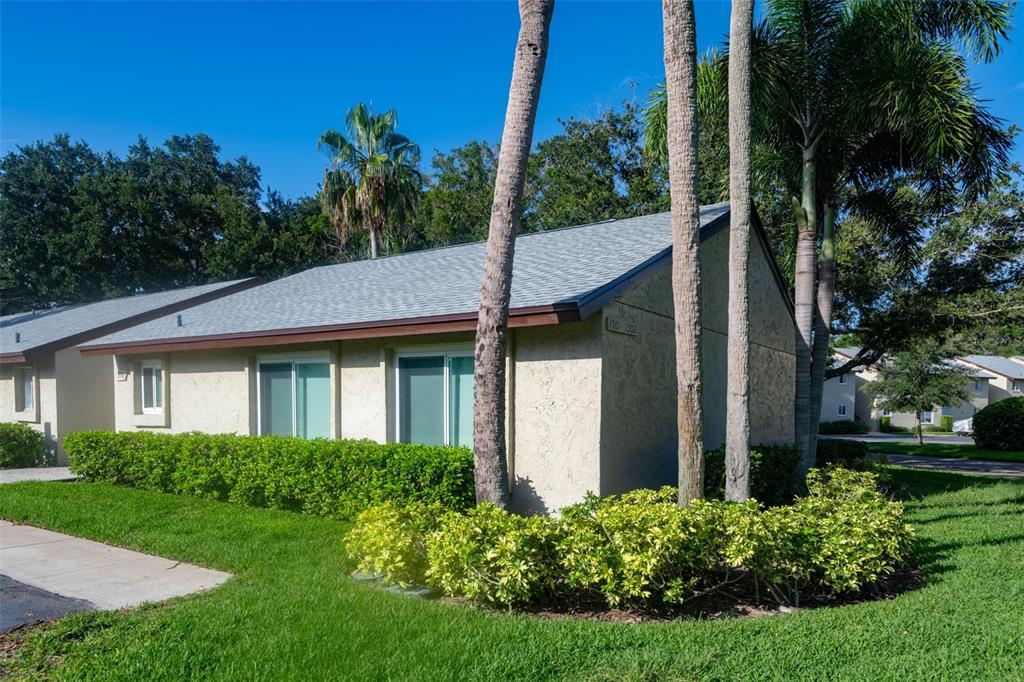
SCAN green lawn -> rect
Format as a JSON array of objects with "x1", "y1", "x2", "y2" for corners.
[
  {"x1": 1, "y1": 471, "x2": 1023, "y2": 680},
  {"x1": 868, "y1": 441, "x2": 1024, "y2": 463}
]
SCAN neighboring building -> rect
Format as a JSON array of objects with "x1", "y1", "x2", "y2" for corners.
[
  {"x1": 819, "y1": 352, "x2": 857, "y2": 423},
  {"x1": 956, "y1": 355, "x2": 1024, "y2": 403},
  {"x1": 0, "y1": 279, "x2": 260, "y2": 463},
  {"x1": 823, "y1": 347, "x2": 994, "y2": 431},
  {"x1": 80, "y1": 204, "x2": 797, "y2": 514}
]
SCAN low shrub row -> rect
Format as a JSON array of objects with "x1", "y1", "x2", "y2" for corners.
[
  {"x1": 973, "y1": 397, "x2": 1024, "y2": 451},
  {"x1": 348, "y1": 468, "x2": 913, "y2": 609},
  {"x1": 818, "y1": 420, "x2": 870, "y2": 435},
  {"x1": 65, "y1": 431, "x2": 474, "y2": 519},
  {"x1": 0, "y1": 422, "x2": 46, "y2": 469}
]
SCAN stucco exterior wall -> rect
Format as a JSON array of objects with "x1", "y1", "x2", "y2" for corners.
[
  {"x1": 0, "y1": 354, "x2": 58, "y2": 459},
  {"x1": 53, "y1": 348, "x2": 115, "y2": 463},
  {"x1": 338, "y1": 339, "x2": 388, "y2": 442},
  {"x1": 511, "y1": 318, "x2": 603, "y2": 514},
  {"x1": 597, "y1": 223, "x2": 795, "y2": 499}
]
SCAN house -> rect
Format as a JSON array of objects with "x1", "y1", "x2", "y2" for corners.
[
  {"x1": 956, "y1": 355, "x2": 1024, "y2": 403},
  {"x1": 0, "y1": 279, "x2": 260, "y2": 463},
  {"x1": 79, "y1": 203, "x2": 796, "y2": 514},
  {"x1": 823, "y1": 347, "x2": 993, "y2": 431}
]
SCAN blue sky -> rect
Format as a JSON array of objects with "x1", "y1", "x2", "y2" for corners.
[{"x1": 2, "y1": 1, "x2": 1022, "y2": 199}]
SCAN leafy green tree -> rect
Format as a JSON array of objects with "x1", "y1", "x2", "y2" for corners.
[
  {"x1": 418, "y1": 141, "x2": 499, "y2": 246},
  {"x1": 0, "y1": 135, "x2": 107, "y2": 312},
  {"x1": 528, "y1": 104, "x2": 665, "y2": 230},
  {"x1": 1, "y1": 133, "x2": 335, "y2": 314},
  {"x1": 868, "y1": 343, "x2": 970, "y2": 444},
  {"x1": 318, "y1": 104, "x2": 422, "y2": 259}
]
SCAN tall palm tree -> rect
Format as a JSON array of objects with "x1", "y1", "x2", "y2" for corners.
[
  {"x1": 646, "y1": 0, "x2": 1012, "y2": 475},
  {"x1": 473, "y1": 0, "x2": 555, "y2": 507},
  {"x1": 725, "y1": 0, "x2": 755, "y2": 502},
  {"x1": 318, "y1": 103, "x2": 422, "y2": 259},
  {"x1": 662, "y1": 0, "x2": 704, "y2": 505}
]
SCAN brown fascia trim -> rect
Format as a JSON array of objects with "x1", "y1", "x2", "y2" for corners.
[
  {"x1": 0, "y1": 278, "x2": 263, "y2": 365},
  {"x1": 79, "y1": 304, "x2": 580, "y2": 356}
]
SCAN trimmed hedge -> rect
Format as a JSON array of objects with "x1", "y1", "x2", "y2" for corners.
[
  {"x1": 818, "y1": 420, "x2": 870, "y2": 435},
  {"x1": 973, "y1": 397, "x2": 1024, "y2": 451},
  {"x1": 705, "y1": 445, "x2": 800, "y2": 506},
  {"x1": 64, "y1": 431, "x2": 474, "y2": 519},
  {"x1": 0, "y1": 422, "x2": 46, "y2": 469}
]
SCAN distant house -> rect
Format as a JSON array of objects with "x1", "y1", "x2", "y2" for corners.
[
  {"x1": 822, "y1": 347, "x2": 995, "y2": 431},
  {"x1": 79, "y1": 203, "x2": 797, "y2": 514},
  {"x1": 0, "y1": 279, "x2": 259, "y2": 463},
  {"x1": 956, "y1": 355, "x2": 1024, "y2": 403}
]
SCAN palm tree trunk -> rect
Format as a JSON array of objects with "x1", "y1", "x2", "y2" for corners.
[
  {"x1": 725, "y1": 0, "x2": 754, "y2": 503},
  {"x1": 662, "y1": 0, "x2": 704, "y2": 506},
  {"x1": 793, "y1": 143, "x2": 818, "y2": 477},
  {"x1": 472, "y1": 0, "x2": 554, "y2": 507},
  {"x1": 369, "y1": 226, "x2": 379, "y2": 259},
  {"x1": 809, "y1": 205, "x2": 837, "y2": 458}
]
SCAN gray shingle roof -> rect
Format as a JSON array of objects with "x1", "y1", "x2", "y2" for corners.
[
  {"x1": 1, "y1": 279, "x2": 257, "y2": 356},
  {"x1": 958, "y1": 355, "x2": 1024, "y2": 379},
  {"x1": 83, "y1": 203, "x2": 730, "y2": 348}
]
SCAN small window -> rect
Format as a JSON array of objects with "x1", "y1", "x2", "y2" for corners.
[
  {"x1": 15, "y1": 367, "x2": 34, "y2": 412},
  {"x1": 838, "y1": 373, "x2": 847, "y2": 385},
  {"x1": 1013, "y1": 380, "x2": 1022, "y2": 393},
  {"x1": 921, "y1": 410, "x2": 934, "y2": 424},
  {"x1": 974, "y1": 380, "x2": 981, "y2": 391},
  {"x1": 882, "y1": 408, "x2": 892, "y2": 417},
  {"x1": 837, "y1": 405, "x2": 847, "y2": 417},
  {"x1": 141, "y1": 362, "x2": 163, "y2": 414}
]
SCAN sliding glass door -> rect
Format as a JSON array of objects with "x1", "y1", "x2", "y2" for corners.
[
  {"x1": 258, "y1": 357, "x2": 331, "y2": 439},
  {"x1": 397, "y1": 352, "x2": 474, "y2": 448}
]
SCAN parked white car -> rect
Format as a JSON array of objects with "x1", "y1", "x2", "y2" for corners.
[{"x1": 953, "y1": 417, "x2": 973, "y2": 436}]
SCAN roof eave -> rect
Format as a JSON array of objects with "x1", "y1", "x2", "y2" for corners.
[
  {"x1": 6, "y1": 278, "x2": 263, "y2": 362},
  {"x1": 79, "y1": 304, "x2": 580, "y2": 356}
]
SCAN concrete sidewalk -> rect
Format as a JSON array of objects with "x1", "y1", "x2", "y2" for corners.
[
  {"x1": 0, "y1": 467, "x2": 78, "y2": 484},
  {"x1": 0, "y1": 521, "x2": 231, "y2": 613}
]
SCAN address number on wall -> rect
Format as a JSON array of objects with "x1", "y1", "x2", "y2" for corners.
[{"x1": 606, "y1": 316, "x2": 638, "y2": 336}]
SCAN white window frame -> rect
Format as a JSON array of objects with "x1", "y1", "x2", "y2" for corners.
[
  {"x1": 140, "y1": 361, "x2": 164, "y2": 415},
  {"x1": 882, "y1": 408, "x2": 892, "y2": 417},
  {"x1": 837, "y1": 404, "x2": 847, "y2": 417},
  {"x1": 921, "y1": 409, "x2": 934, "y2": 424},
  {"x1": 255, "y1": 352, "x2": 331, "y2": 438},
  {"x1": 394, "y1": 347, "x2": 474, "y2": 447},
  {"x1": 15, "y1": 366, "x2": 35, "y2": 414},
  {"x1": 838, "y1": 373, "x2": 847, "y2": 385},
  {"x1": 1013, "y1": 380, "x2": 1022, "y2": 393}
]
